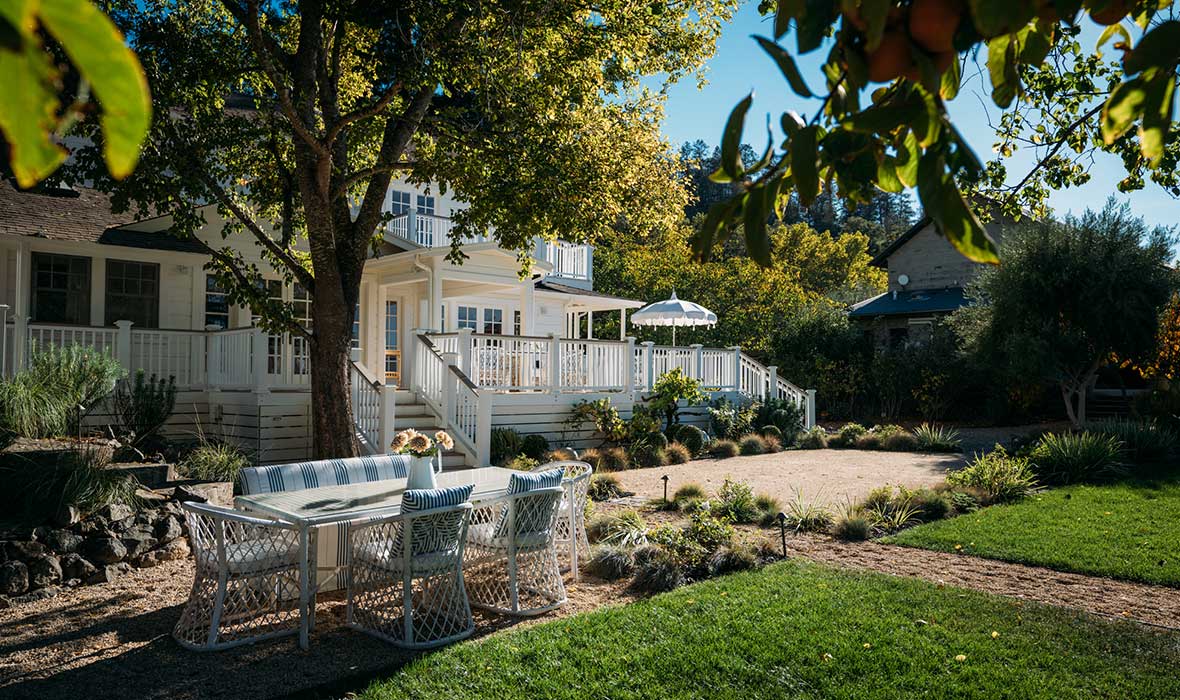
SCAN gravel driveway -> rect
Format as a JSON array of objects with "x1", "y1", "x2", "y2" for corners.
[{"x1": 613, "y1": 449, "x2": 967, "y2": 506}]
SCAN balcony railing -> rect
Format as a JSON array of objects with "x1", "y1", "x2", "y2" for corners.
[
  {"x1": 540, "y1": 241, "x2": 591, "y2": 281},
  {"x1": 385, "y1": 211, "x2": 493, "y2": 248}
]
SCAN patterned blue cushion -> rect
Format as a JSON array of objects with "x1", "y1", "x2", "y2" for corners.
[
  {"x1": 494, "y1": 469, "x2": 563, "y2": 537},
  {"x1": 507, "y1": 468, "x2": 563, "y2": 494},
  {"x1": 238, "y1": 454, "x2": 412, "y2": 495},
  {"x1": 396, "y1": 484, "x2": 474, "y2": 556}
]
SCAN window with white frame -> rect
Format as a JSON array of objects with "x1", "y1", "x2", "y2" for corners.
[
  {"x1": 416, "y1": 194, "x2": 435, "y2": 215},
  {"x1": 105, "y1": 260, "x2": 159, "y2": 328},
  {"x1": 204, "y1": 275, "x2": 229, "y2": 329},
  {"x1": 456, "y1": 305, "x2": 478, "y2": 331},
  {"x1": 513, "y1": 309, "x2": 521, "y2": 336},
  {"x1": 390, "y1": 190, "x2": 411, "y2": 214},
  {"x1": 31, "y1": 253, "x2": 90, "y2": 324},
  {"x1": 483, "y1": 308, "x2": 503, "y2": 335},
  {"x1": 291, "y1": 284, "x2": 312, "y2": 375}
]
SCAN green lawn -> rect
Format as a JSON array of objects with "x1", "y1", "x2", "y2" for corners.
[
  {"x1": 357, "y1": 561, "x2": 1180, "y2": 700},
  {"x1": 885, "y1": 478, "x2": 1180, "y2": 587}
]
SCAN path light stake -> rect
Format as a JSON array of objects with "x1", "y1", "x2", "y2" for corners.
[
  {"x1": 777, "y1": 512, "x2": 788, "y2": 558},
  {"x1": 661, "y1": 474, "x2": 669, "y2": 504}
]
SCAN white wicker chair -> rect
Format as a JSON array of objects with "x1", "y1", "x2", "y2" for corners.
[
  {"x1": 347, "y1": 494, "x2": 475, "y2": 648},
  {"x1": 533, "y1": 461, "x2": 592, "y2": 579},
  {"x1": 463, "y1": 483, "x2": 566, "y2": 616},
  {"x1": 173, "y1": 502, "x2": 303, "y2": 651}
]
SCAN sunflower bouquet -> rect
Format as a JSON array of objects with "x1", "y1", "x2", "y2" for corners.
[{"x1": 389, "y1": 428, "x2": 454, "y2": 457}]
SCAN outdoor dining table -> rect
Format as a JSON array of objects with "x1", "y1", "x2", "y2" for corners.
[{"x1": 233, "y1": 466, "x2": 556, "y2": 650}]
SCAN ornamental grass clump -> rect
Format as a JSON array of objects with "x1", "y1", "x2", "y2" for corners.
[
  {"x1": 664, "y1": 442, "x2": 692, "y2": 464},
  {"x1": 707, "y1": 545, "x2": 760, "y2": 576},
  {"x1": 586, "y1": 510, "x2": 647, "y2": 547},
  {"x1": 1086, "y1": 418, "x2": 1176, "y2": 466},
  {"x1": 709, "y1": 439, "x2": 739, "y2": 458},
  {"x1": 946, "y1": 447, "x2": 1038, "y2": 504},
  {"x1": 781, "y1": 490, "x2": 833, "y2": 533},
  {"x1": 1028, "y1": 431, "x2": 1125, "y2": 484},
  {"x1": 588, "y1": 473, "x2": 626, "y2": 501},
  {"x1": 881, "y1": 430, "x2": 919, "y2": 452},
  {"x1": 832, "y1": 515, "x2": 871, "y2": 541},
  {"x1": 669, "y1": 482, "x2": 707, "y2": 512},
  {"x1": 738, "y1": 433, "x2": 768, "y2": 455},
  {"x1": 629, "y1": 545, "x2": 683, "y2": 593},
  {"x1": 913, "y1": 423, "x2": 962, "y2": 453},
  {"x1": 180, "y1": 440, "x2": 251, "y2": 483},
  {"x1": 585, "y1": 545, "x2": 635, "y2": 581}
]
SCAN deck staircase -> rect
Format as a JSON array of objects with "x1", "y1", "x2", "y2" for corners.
[{"x1": 385, "y1": 389, "x2": 472, "y2": 470}]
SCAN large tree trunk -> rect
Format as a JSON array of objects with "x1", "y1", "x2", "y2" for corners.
[{"x1": 309, "y1": 297, "x2": 358, "y2": 458}]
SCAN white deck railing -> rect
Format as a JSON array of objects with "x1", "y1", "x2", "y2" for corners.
[
  {"x1": 384, "y1": 211, "x2": 497, "y2": 248},
  {"x1": 541, "y1": 241, "x2": 592, "y2": 281},
  {"x1": 348, "y1": 360, "x2": 384, "y2": 451},
  {"x1": 412, "y1": 334, "x2": 491, "y2": 464}
]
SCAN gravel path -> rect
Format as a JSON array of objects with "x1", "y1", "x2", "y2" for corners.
[{"x1": 613, "y1": 449, "x2": 966, "y2": 506}]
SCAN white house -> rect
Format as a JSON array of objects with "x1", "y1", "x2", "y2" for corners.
[{"x1": 0, "y1": 177, "x2": 813, "y2": 466}]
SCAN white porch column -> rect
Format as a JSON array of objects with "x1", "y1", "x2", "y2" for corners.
[
  {"x1": 377, "y1": 382, "x2": 397, "y2": 453},
  {"x1": 476, "y1": 391, "x2": 493, "y2": 467},
  {"x1": 428, "y1": 260, "x2": 443, "y2": 331},
  {"x1": 586, "y1": 311, "x2": 593, "y2": 339},
  {"x1": 690, "y1": 343, "x2": 704, "y2": 382},
  {"x1": 456, "y1": 327, "x2": 473, "y2": 375},
  {"x1": 624, "y1": 336, "x2": 636, "y2": 394},
  {"x1": 364, "y1": 281, "x2": 382, "y2": 377},
  {"x1": 114, "y1": 320, "x2": 133, "y2": 370},
  {"x1": 252, "y1": 326, "x2": 270, "y2": 393},
  {"x1": 729, "y1": 346, "x2": 742, "y2": 393},
  {"x1": 805, "y1": 389, "x2": 817, "y2": 429},
  {"x1": 548, "y1": 332, "x2": 561, "y2": 393},
  {"x1": 519, "y1": 279, "x2": 535, "y2": 336},
  {"x1": 767, "y1": 365, "x2": 778, "y2": 401},
  {"x1": 619, "y1": 308, "x2": 627, "y2": 340},
  {"x1": 642, "y1": 340, "x2": 655, "y2": 392},
  {"x1": 441, "y1": 351, "x2": 458, "y2": 426}
]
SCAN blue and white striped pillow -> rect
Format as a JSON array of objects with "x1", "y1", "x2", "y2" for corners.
[
  {"x1": 493, "y1": 469, "x2": 563, "y2": 537},
  {"x1": 397, "y1": 484, "x2": 473, "y2": 556}
]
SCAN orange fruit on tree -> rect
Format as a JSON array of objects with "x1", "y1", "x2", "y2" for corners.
[
  {"x1": 1090, "y1": 0, "x2": 1127, "y2": 25},
  {"x1": 867, "y1": 30, "x2": 914, "y2": 83},
  {"x1": 909, "y1": 0, "x2": 963, "y2": 53}
]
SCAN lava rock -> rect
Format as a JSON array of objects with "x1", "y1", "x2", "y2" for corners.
[
  {"x1": 11, "y1": 586, "x2": 59, "y2": 604},
  {"x1": 172, "y1": 485, "x2": 208, "y2": 503},
  {"x1": 5, "y1": 540, "x2": 46, "y2": 561},
  {"x1": 155, "y1": 537, "x2": 191, "y2": 562},
  {"x1": 43, "y1": 529, "x2": 83, "y2": 555},
  {"x1": 27, "y1": 554, "x2": 62, "y2": 589},
  {"x1": 96, "y1": 503, "x2": 134, "y2": 523},
  {"x1": 86, "y1": 563, "x2": 130, "y2": 585},
  {"x1": 61, "y1": 553, "x2": 97, "y2": 581},
  {"x1": 83, "y1": 537, "x2": 127, "y2": 565},
  {"x1": 109, "y1": 515, "x2": 138, "y2": 534},
  {"x1": 121, "y1": 535, "x2": 159, "y2": 560},
  {"x1": 154, "y1": 515, "x2": 183, "y2": 543},
  {"x1": 53, "y1": 504, "x2": 83, "y2": 528},
  {"x1": 75, "y1": 518, "x2": 107, "y2": 536},
  {"x1": 0, "y1": 561, "x2": 29, "y2": 596}
]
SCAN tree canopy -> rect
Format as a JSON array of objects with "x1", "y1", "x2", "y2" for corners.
[{"x1": 952, "y1": 199, "x2": 1177, "y2": 425}]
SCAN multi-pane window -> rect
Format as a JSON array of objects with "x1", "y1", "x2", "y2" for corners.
[
  {"x1": 105, "y1": 260, "x2": 159, "y2": 328},
  {"x1": 385, "y1": 300, "x2": 399, "y2": 382},
  {"x1": 416, "y1": 194, "x2": 435, "y2": 215},
  {"x1": 513, "y1": 309, "x2": 521, "y2": 336},
  {"x1": 390, "y1": 190, "x2": 411, "y2": 214},
  {"x1": 204, "y1": 275, "x2": 229, "y2": 329},
  {"x1": 483, "y1": 308, "x2": 503, "y2": 335},
  {"x1": 292, "y1": 284, "x2": 312, "y2": 375},
  {"x1": 456, "y1": 305, "x2": 478, "y2": 331},
  {"x1": 31, "y1": 253, "x2": 90, "y2": 324}
]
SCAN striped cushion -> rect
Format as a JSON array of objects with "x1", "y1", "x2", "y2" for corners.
[
  {"x1": 494, "y1": 469, "x2": 563, "y2": 537},
  {"x1": 396, "y1": 484, "x2": 474, "y2": 556},
  {"x1": 237, "y1": 454, "x2": 412, "y2": 495}
]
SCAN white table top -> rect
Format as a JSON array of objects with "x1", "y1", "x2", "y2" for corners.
[{"x1": 234, "y1": 467, "x2": 524, "y2": 527}]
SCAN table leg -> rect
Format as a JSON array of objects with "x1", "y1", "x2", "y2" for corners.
[
  {"x1": 309, "y1": 527, "x2": 318, "y2": 633},
  {"x1": 298, "y1": 525, "x2": 310, "y2": 650}
]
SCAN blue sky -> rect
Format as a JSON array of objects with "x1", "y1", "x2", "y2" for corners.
[{"x1": 657, "y1": 3, "x2": 1176, "y2": 228}]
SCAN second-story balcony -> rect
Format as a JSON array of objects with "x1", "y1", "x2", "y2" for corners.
[{"x1": 384, "y1": 211, "x2": 592, "y2": 282}]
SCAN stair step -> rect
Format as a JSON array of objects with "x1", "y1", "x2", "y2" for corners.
[
  {"x1": 394, "y1": 415, "x2": 446, "y2": 430},
  {"x1": 395, "y1": 404, "x2": 431, "y2": 417}
]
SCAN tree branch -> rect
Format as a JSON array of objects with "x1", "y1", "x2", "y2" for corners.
[
  {"x1": 999, "y1": 101, "x2": 1104, "y2": 200},
  {"x1": 331, "y1": 161, "x2": 415, "y2": 201},
  {"x1": 324, "y1": 83, "x2": 401, "y2": 145},
  {"x1": 353, "y1": 88, "x2": 436, "y2": 240}
]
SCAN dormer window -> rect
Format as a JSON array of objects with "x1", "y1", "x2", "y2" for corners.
[
  {"x1": 416, "y1": 194, "x2": 435, "y2": 215},
  {"x1": 390, "y1": 190, "x2": 411, "y2": 214}
]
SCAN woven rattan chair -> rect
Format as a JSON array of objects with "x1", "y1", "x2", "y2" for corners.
[
  {"x1": 533, "y1": 461, "x2": 592, "y2": 579},
  {"x1": 347, "y1": 486, "x2": 475, "y2": 648},
  {"x1": 173, "y1": 502, "x2": 303, "y2": 651},
  {"x1": 464, "y1": 471, "x2": 566, "y2": 616}
]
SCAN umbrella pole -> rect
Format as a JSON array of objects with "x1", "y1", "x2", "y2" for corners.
[{"x1": 672, "y1": 324, "x2": 676, "y2": 347}]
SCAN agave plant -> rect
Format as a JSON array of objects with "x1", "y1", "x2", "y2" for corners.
[{"x1": 912, "y1": 423, "x2": 962, "y2": 453}]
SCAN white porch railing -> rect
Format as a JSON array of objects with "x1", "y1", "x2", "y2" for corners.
[
  {"x1": 412, "y1": 333, "x2": 492, "y2": 465},
  {"x1": 348, "y1": 359, "x2": 396, "y2": 453},
  {"x1": 541, "y1": 241, "x2": 592, "y2": 281},
  {"x1": 385, "y1": 211, "x2": 496, "y2": 248}
]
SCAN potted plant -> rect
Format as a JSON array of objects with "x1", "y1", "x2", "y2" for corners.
[{"x1": 390, "y1": 428, "x2": 454, "y2": 489}]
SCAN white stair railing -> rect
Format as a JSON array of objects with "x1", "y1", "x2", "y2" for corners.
[
  {"x1": 349, "y1": 360, "x2": 384, "y2": 452},
  {"x1": 413, "y1": 333, "x2": 491, "y2": 465}
]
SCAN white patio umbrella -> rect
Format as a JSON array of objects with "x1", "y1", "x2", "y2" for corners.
[{"x1": 629, "y1": 290, "x2": 717, "y2": 345}]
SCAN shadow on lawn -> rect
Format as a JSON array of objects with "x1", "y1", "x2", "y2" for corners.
[{"x1": 0, "y1": 594, "x2": 532, "y2": 700}]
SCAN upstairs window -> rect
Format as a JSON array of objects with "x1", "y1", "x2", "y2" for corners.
[
  {"x1": 390, "y1": 190, "x2": 411, "y2": 214},
  {"x1": 416, "y1": 194, "x2": 435, "y2": 215},
  {"x1": 105, "y1": 260, "x2": 159, "y2": 328},
  {"x1": 204, "y1": 275, "x2": 229, "y2": 329},
  {"x1": 31, "y1": 253, "x2": 90, "y2": 325}
]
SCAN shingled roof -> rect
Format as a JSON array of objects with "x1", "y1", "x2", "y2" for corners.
[{"x1": 0, "y1": 179, "x2": 208, "y2": 254}]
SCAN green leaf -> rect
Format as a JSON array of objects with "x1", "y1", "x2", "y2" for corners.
[
  {"x1": 0, "y1": 0, "x2": 65, "y2": 187},
  {"x1": 774, "y1": 0, "x2": 804, "y2": 39},
  {"x1": 1102, "y1": 76, "x2": 1148, "y2": 145},
  {"x1": 858, "y1": 0, "x2": 893, "y2": 52},
  {"x1": 750, "y1": 114, "x2": 776, "y2": 173},
  {"x1": 710, "y1": 92, "x2": 753, "y2": 183},
  {"x1": 791, "y1": 125, "x2": 820, "y2": 206},
  {"x1": 910, "y1": 84, "x2": 942, "y2": 148},
  {"x1": 1123, "y1": 21, "x2": 1180, "y2": 75},
  {"x1": 38, "y1": 0, "x2": 152, "y2": 179},
  {"x1": 841, "y1": 101, "x2": 921, "y2": 135},
  {"x1": 940, "y1": 54, "x2": 962, "y2": 100},
  {"x1": 986, "y1": 34, "x2": 1018, "y2": 108},
  {"x1": 918, "y1": 151, "x2": 999, "y2": 264},
  {"x1": 895, "y1": 131, "x2": 920, "y2": 188},
  {"x1": 876, "y1": 158, "x2": 904, "y2": 193},
  {"x1": 1139, "y1": 72, "x2": 1176, "y2": 165},
  {"x1": 969, "y1": 0, "x2": 1035, "y2": 39},
  {"x1": 781, "y1": 110, "x2": 805, "y2": 138},
  {"x1": 743, "y1": 185, "x2": 772, "y2": 266},
  {"x1": 1095, "y1": 23, "x2": 1131, "y2": 60},
  {"x1": 691, "y1": 197, "x2": 739, "y2": 261},
  {"x1": 753, "y1": 36, "x2": 812, "y2": 98},
  {"x1": 795, "y1": 0, "x2": 836, "y2": 54}
]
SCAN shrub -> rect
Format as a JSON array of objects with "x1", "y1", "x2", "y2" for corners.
[
  {"x1": 586, "y1": 510, "x2": 648, "y2": 547},
  {"x1": 490, "y1": 427, "x2": 523, "y2": 465},
  {"x1": 832, "y1": 515, "x2": 871, "y2": 541},
  {"x1": 861, "y1": 496, "x2": 922, "y2": 534},
  {"x1": 565, "y1": 398, "x2": 627, "y2": 445},
  {"x1": 504, "y1": 455, "x2": 540, "y2": 471},
  {"x1": 854, "y1": 433, "x2": 882, "y2": 450},
  {"x1": 113, "y1": 371, "x2": 177, "y2": 448},
  {"x1": 946, "y1": 447, "x2": 1038, "y2": 503},
  {"x1": 664, "y1": 442, "x2": 691, "y2": 464},
  {"x1": 707, "y1": 545, "x2": 760, "y2": 576},
  {"x1": 646, "y1": 525, "x2": 708, "y2": 569},
  {"x1": 754, "y1": 493, "x2": 782, "y2": 527},
  {"x1": 860, "y1": 485, "x2": 895, "y2": 511},
  {"x1": 948, "y1": 488, "x2": 983, "y2": 513},
  {"x1": 585, "y1": 446, "x2": 629, "y2": 471},
  {"x1": 708, "y1": 397, "x2": 754, "y2": 439},
  {"x1": 685, "y1": 512, "x2": 735, "y2": 553},
  {"x1": 676, "y1": 425, "x2": 708, "y2": 455},
  {"x1": 760, "y1": 424, "x2": 783, "y2": 441},
  {"x1": 872, "y1": 424, "x2": 906, "y2": 438},
  {"x1": 832, "y1": 422, "x2": 867, "y2": 448},
  {"x1": 796, "y1": 426, "x2": 828, "y2": 449},
  {"x1": 629, "y1": 443, "x2": 667, "y2": 468},
  {"x1": 180, "y1": 441, "x2": 250, "y2": 483},
  {"x1": 585, "y1": 545, "x2": 635, "y2": 580},
  {"x1": 544, "y1": 447, "x2": 579, "y2": 462},
  {"x1": 1027, "y1": 432, "x2": 1125, "y2": 484},
  {"x1": 648, "y1": 369, "x2": 708, "y2": 432},
  {"x1": 753, "y1": 399, "x2": 804, "y2": 434},
  {"x1": 629, "y1": 545, "x2": 684, "y2": 593},
  {"x1": 713, "y1": 478, "x2": 760, "y2": 524},
  {"x1": 1086, "y1": 418, "x2": 1177, "y2": 465},
  {"x1": 520, "y1": 434, "x2": 550, "y2": 460},
  {"x1": 738, "y1": 433, "x2": 768, "y2": 455},
  {"x1": 882, "y1": 431, "x2": 919, "y2": 452},
  {"x1": 588, "y1": 473, "x2": 626, "y2": 501},
  {"x1": 905, "y1": 487, "x2": 951, "y2": 521},
  {"x1": 763, "y1": 435, "x2": 783, "y2": 453},
  {"x1": 709, "y1": 439, "x2": 739, "y2": 458},
  {"x1": 781, "y1": 491, "x2": 833, "y2": 533},
  {"x1": 912, "y1": 423, "x2": 962, "y2": 453}
]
